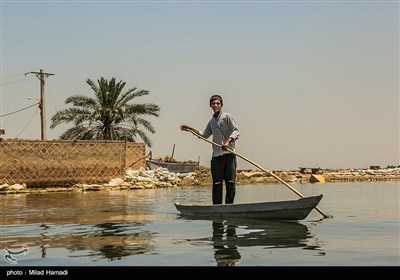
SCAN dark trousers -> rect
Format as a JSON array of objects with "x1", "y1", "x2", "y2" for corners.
[{"x1": 211, "y1": 154, "x2": 237, "y2": 204}]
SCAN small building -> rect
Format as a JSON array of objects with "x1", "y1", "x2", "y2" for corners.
[
  {"x1": 299, "y1": 167, "x2": 322, "y2": 174},
  {"x1": 369, "y1": 165, "x2": 381, "y2": 170},
  {"x1": 0, "y1": 129, "x2": 4, "y2": 136}
]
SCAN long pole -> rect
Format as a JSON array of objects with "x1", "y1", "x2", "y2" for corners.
[
  {"x1": 184, "y1": 129, "x2": 330, "y2": 219},
  {"x1": 171, "y1": 144, "x2": 176, "y2": 159}
]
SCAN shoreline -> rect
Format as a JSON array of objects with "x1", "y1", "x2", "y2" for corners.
[{"x1": 1, "y1": 166, "x2": 399, "y2": 195}]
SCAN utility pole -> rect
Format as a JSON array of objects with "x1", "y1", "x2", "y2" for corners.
[{"x1": 25, "y1": 69, "x2": 55, "y2": 140}]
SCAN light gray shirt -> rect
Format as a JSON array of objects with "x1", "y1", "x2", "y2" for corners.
[{"x1": 199, "y1": 111, "x2": 240, "y2": 157}]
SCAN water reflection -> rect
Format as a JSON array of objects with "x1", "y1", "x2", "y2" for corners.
[
  {"x1": 1, "y1": 183, "x2": 397, "y2": 265},
  {"x1": 188, "y1": 218, "x2": 320, "y2": 266},
  {"x1": 1, "y1": 192, "x2": 157, "y2": 262},
  {"x1": 212, "y1": 220, "x2": 241, "y2": 266},
  {"x1": 72, "y1": 222, "x2": 155, "y2": 261}
]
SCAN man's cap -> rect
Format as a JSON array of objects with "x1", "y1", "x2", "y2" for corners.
[{"x1": 209, "y1": 94, "x2": 223, "y2": 106}]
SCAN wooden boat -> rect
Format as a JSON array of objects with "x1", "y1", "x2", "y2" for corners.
[
  {"x1": 174, "y1": 194, "x2": 323, "y2": 220},
  {"x1": 147, "y1": 159, "x2": 199, "y2": 173}
]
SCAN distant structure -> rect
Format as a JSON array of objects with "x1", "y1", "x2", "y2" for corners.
[
  {"x1": 299, "y1": 167, "x2": 322, "y2": 174},
  {"x1": 0, "y1": 129, "x2": 4, "y2": 136},
  {"x1": 369, "y1": 165, "x2": 381, "y2": 170}
]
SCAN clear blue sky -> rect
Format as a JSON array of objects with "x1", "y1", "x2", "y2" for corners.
[{"x1": 1, "y1": 0, "x2": 398, "y2": 170}]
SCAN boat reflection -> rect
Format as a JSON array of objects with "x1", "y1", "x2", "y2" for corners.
[{"x1": 188, "y1": 218, "x2": 320, "y2": 266}]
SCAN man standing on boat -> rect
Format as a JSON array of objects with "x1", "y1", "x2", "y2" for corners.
[{"x1": 181, "y1": 94, "x2": 240, "y2": 204}]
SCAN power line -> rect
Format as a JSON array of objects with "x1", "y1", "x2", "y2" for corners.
[
  {"x1": 45, "y1": 82, "x2": 58, "y2": 114},
  {"x1": 15, "y1": 106, "x2": 39, "y2": 138},
  {"x1": 0, "y1": 73, "x2": 25, "y2": 81},
  {"x1": 0, "y1": 102, "x2": 39, "y2": 118},
  {"x1": 0, "y1": 76, "x2": 36, "y2": 87}
]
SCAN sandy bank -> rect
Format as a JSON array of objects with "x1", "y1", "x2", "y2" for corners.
[{"x1": 1, "y1": 166, "x2": 399, "y2": 195}]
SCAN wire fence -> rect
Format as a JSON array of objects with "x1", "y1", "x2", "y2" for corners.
[{"x1": 0, "y1": 139, "x2": 145, "y2": 186}]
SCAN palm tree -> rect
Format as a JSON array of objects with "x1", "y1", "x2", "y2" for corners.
[{"x1": 50, "y1": 77, "x2": 160, "y2": 147}]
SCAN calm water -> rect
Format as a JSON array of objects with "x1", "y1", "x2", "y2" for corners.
[{"x1": 0, "y1": 182, "x2": 399, "y2": 267}]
